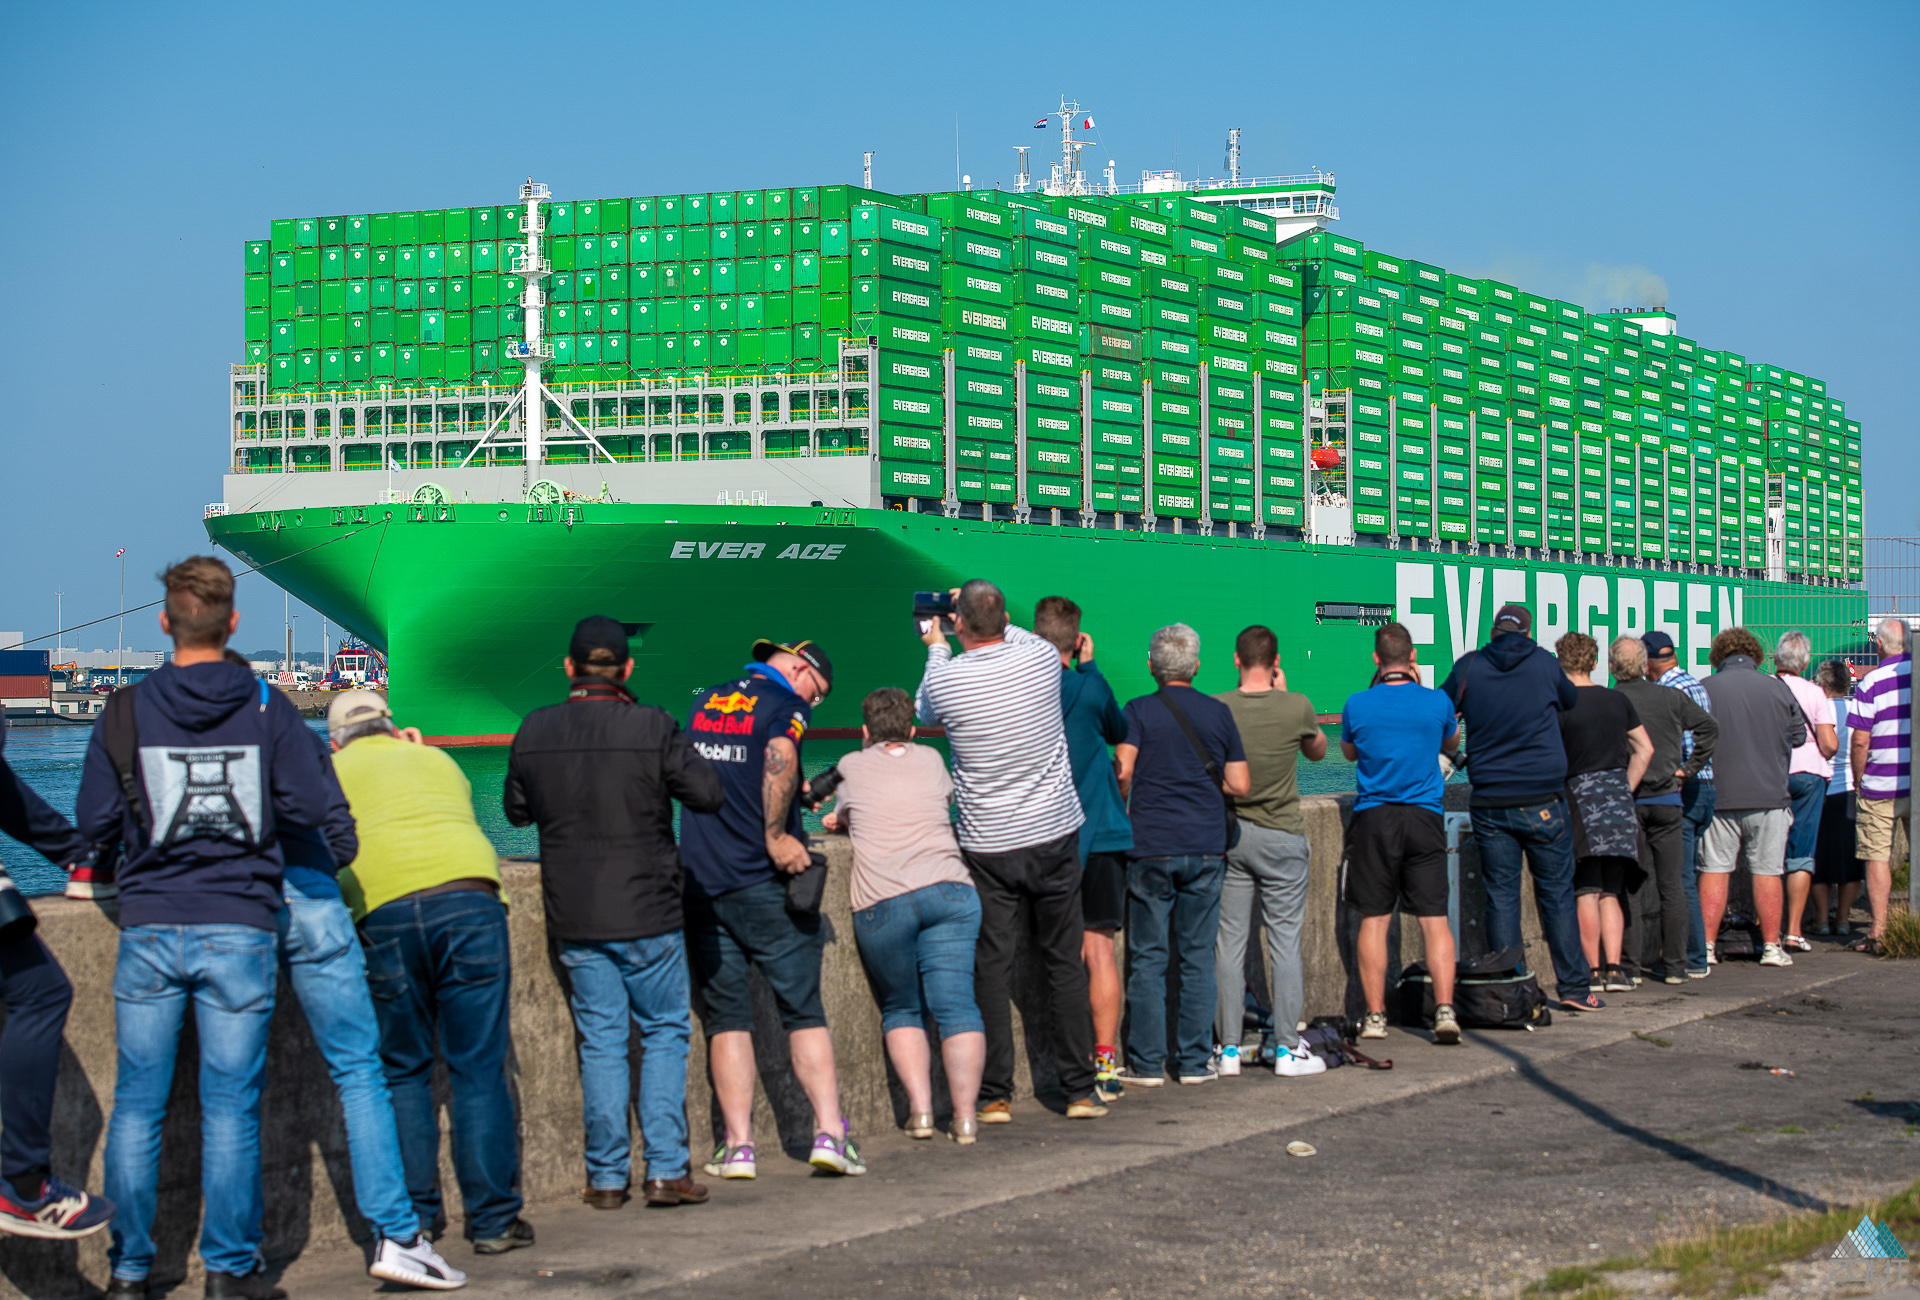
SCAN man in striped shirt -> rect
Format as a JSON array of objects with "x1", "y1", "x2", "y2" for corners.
[
  {"x1": 915, "y1": 580, "x2": 1103, "y2": 1123},
  {"x1": 1848, "y1": 617, "x2": 1911, "y2": 952},
  {"x1": 1648, "y1": 632, "x2": 1718, "y2": 979}
]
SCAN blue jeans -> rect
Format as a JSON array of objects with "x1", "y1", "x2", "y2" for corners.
[
  {"x1": 852, "y1": 881, "x2": 985, "y2": 1037},
  {"x1": 1125, "y1": 855, "x2": 1226, "y2": 1077},
  {"x1": 277, "y1": 870, "x2": 418, "y2": 1243},
  {"x1": 556, "y1": 933, "x2": 693, "y2": 1188},
  {"x1": 1471, "y1": 799, "x2": 1592, "y2": 1002},
  {"x1": 105, "y1": 924, "x2": 277, "y2": 1280},
  {"x1": 1680, "y1": 781, "x2": 1718, "y2": 971},
  {"x1": 1785, "y1": 773, "x2": 1826, "y2": 875},
  {"x1": 0, "y1": 933, "x2": 72, "y2": 1195},
  {"x1": 359, "y1": 890, "x2": 522, "y2": 1241}
]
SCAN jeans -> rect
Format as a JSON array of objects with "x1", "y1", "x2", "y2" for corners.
[
  {"x1": 1785, "y1": 772, "x2": 1826, "y2": 875},
  {"x1": 964, "y1": 832, "x2": 1096, "y2": 1105},
  {"x1": 105, "y1": 924, "x2": 277, "y2": 1280},
  {"x1": 1635, "y1": 804, "x2": 1687, "y2": 978},
  {"x1": 853, "y1": 881, "x2": 984, "y2": 1036},
  {"x1": 1125, "y1": 854, "x2": 1226, "y2": 1077},
  {"x1": 276, "y1": 872, "x2": 418, "y2": 1243},
  {"x1": 1680, "y1": 781, "x2": 1717, "y2": 971},
  {"x1": 0, "y1": 933, "x2": 72, "y2": 1196},
  {"x1": 1471, "y1": 799, "x2": 1592, "y2": 1002},
  {"x1": 556, "y1": 933, "x2": 693, "y2": 1188},
  {"x1": 1213, "y1": 823, "x2": 1309, "y2": 1053},
  {"x1": 685, "y1": 878, "x2": 826, "y2": 1035},
  {"x1": 358, "y1": 890, "x2": 522, "y2": 1241}
]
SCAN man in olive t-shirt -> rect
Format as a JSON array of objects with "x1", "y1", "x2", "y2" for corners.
[{"x1": 1211, "y1": 626, "x2": 1328, "y2": 1078}]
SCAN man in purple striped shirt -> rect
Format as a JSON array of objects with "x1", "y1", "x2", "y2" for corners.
[{"x1": 1848, "y1": 618, "x2": 1911, "y2": 953}]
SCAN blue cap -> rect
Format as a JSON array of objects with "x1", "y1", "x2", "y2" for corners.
[{"x1": 1642, "y1": 630, "x2": 1677, "y2": 658}]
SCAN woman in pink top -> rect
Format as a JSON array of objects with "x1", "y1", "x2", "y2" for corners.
[
  {"x1": 819, "y1": 689, "x2": 984, "y2": 1144},
  {"x1": 1774, "y1": 631, "x2": 1838, "y2": 951}
]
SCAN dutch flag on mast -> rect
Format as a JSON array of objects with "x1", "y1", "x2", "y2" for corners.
[{"x1": 1034, "y1": 117, "x2": 1049, "y2": 128}]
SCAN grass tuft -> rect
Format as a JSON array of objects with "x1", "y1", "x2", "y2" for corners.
[
  {"x1": 1881, "y1": 907, "x2": 1920, "y2": 959},
  {"x1": 1632, "y1": 1030, "x2": 1674, "y2": 1048},
  {"x1": 1528, "y1": 1177, "x2": 1920, "y2": 1299},
  {"x1": 1525, "y1": 1265, "x2": 1624, "y2": 1298}
]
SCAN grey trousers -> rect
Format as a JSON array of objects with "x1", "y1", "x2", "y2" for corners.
[{"x1": 1213, "y1": 820, "x2": 1311, "y2": 1051}]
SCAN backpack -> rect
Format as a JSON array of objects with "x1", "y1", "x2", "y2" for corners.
[
  {"x1": 1395, "y1": 945, "x2": 1553, "y2": 1031},
  {"x1": 1302, "y1": 1015, "x2": 1393, "y2": 1070}
]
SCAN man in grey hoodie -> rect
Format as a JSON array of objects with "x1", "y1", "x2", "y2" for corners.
[{"x1": 1698, "y1": 627, "x2": 1806, "y2": 969}]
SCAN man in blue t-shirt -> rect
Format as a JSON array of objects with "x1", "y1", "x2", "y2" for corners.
[
  {"x1": 680, "y1": 638, "x2": 864, "y2": 1180},
  {"x1": 1113, "y1": 623, "x2": 1250, "y2": 1087},
  {"x1": 1340, "y1": 622, "x2": 1462, "y2": 1046}
]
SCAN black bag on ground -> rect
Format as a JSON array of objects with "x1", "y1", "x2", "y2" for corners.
[{"x1": 1395, "y1": 944, "x2": 1553, "y2": 1031}]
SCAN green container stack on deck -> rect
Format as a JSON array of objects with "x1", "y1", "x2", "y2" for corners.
[
  {"x1": 247, "y1": 182, "x2": 1860, "y2": 580},
  {"x1": 1291, "y1": 230, "x2": 1861, "y2": 581}
]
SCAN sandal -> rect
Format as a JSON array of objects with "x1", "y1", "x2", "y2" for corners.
[
  {"x1": 1844, "y1": 934, "x2": 1885, "y2": 956},
  {"x1": 1782, "y1": 934, "x2": 1812, "y2": 953}
]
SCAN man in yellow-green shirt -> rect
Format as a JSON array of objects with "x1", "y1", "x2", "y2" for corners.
[{"x1": 328, "y1": 692, "x2": 533, "y2": 1256}]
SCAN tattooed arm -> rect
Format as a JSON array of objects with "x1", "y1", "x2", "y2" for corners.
[{"x1": 763, "y1": 735, "x2": 811, "y2": 874}]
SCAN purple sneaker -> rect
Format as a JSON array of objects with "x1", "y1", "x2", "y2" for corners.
[
  {"x1": 702, "y1": 1142, "x2": 756, "y2": 1180},
  {"x1": 808, "y1": 1122, "x2": 866, "y2": 1176}
]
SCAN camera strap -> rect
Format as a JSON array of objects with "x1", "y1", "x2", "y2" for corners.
[{"x1": 1156, "y1": 688, "x2": 1239, "y2": 850}]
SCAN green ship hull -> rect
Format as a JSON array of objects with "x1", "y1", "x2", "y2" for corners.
[{"x1": 205, "y1": 503, "x2": 1861, "y2": 741}]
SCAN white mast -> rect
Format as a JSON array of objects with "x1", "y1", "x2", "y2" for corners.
[
  {"x1": 1045, "y1": 97, "x2": 1093, "y2": 196},
  {"x1": 510, "y1": 179, "x2": 552, "y2": 465},
  {"x1": 1227, "y1": 128, "x2": 1242, "y2": 184}
]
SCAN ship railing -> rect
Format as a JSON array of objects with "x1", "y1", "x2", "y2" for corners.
[{"x1": 1104, "y1": 171, "x2": 1334, "y2": 195}]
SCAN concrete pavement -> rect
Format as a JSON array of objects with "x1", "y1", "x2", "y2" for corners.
[{"x1": 258, "y1": 946, "x2": 1916, "y2": 1299}]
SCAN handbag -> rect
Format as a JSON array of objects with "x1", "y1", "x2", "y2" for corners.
[
  {"x1": 785, "y1": 849, "x2": 830, "y2": 916},
  {"x1": 1155, "y1": 688, "x2": 1241, "y2": 852}
]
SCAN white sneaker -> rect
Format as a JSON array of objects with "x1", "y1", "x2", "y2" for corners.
[
  {"x1": 1758, "y1": 943, "x2": 1794, "y2": 967},
  {"x1": 371, "y1": 1236, "x2": 467, "y2": 1290},
  {"x1": 1177, "y1": 1066, "x2": 1218, "y2": 1086},
  {"x1": 1214, "y1": 1045, "x2": 1241, "y2": 1077},
  {"x1": 1273, "y1": 1041, "x2": 1328, "y2": 1077},
  {"x1": 1359, "y1": 1011, "x2": 1389, "y2": 1040},
  {"x1": 1705, "y1": 941, "x2": 1718, "y2": 966}
]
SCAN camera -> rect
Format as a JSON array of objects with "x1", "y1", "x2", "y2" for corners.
[
  {"x1": 803, "y1": 764, "x2": 843, "y2": 810},
  {"x1": 912, "y1": 590, "x2": 956, "y2": 636}
]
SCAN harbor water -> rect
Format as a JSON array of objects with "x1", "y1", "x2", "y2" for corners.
[{"x1": 1, "y1": 719, "x2": 1387, "y2": 896}]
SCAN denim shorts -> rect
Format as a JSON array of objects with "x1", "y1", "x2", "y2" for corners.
[
  {"x1": 852, "y1": 881, "x2": 984, "y2": 1037},
  {"x1": 686, "y1": 877, "x2": 825, "y2": 1035}
]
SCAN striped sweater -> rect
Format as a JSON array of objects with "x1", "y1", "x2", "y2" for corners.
[
  {"x1": 915, "y1": 625, "x2": 1085, "y2": 853},
  {"x1": 1851, "y1": 653, "x2": 1911, "y2": 799}
]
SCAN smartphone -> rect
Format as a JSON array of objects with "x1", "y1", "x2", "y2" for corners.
[{"x1": 912, "y1": 591, "x2": 956, "y2": 636}]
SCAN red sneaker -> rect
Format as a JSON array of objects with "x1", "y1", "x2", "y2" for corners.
[{"x1": 65, "y1": 862, "x2": 118, "y2": 901}]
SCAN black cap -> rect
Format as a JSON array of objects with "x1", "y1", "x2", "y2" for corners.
[
  {"x1": 1642, "y1": 630, "x2": 1678, "y2": 659},
  {"x1": 569, "y1": 615, "x2": 632, "y2": 668},
  {"x1": 752, "y1": 638, "x2": 834, "y2": 694},
  {"x1": 1492, "y1": 603, "x2": 1532, "y2": 636}
]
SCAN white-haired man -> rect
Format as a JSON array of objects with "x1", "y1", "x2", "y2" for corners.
[
  {"x1": 1773, "y1": 630, "x2": 1837, "y2": 953},
  {"x1": 1849, "y1": 617, "x2": 1911, "y2": 954},
  {"x1": 1113, "y1": 624, "x2": 1250, "y2": 1087}
]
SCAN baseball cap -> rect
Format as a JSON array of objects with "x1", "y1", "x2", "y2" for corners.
[
  {"x1": 569, "y1": 615, "x2": 632, "y2": 667},
  {"x1": 1491, "y1": 604, "x2": 1532, "y2": 636},
  {"x1": 326, "y1": 689, "x2": 392, "y2": 734},
  {"x1": 1641, "y1": 630, "x2": 1678, "y2": 659},
  {"x1": 752, "y1": 639, "x2": 834, "y2": 695}
]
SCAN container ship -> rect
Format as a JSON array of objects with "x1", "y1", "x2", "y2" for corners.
[{"x1": 205, "y1": 104, "x2": 1865, "y2": 741}]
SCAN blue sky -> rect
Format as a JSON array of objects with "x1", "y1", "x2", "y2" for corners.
[{"x1": 2, "y1": 1, "x2": 1914, "y2": 653}]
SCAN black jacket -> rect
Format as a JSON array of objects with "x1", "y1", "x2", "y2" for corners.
[{"x1": 504, "y1": 679, "x2": 723, "y2": 942}]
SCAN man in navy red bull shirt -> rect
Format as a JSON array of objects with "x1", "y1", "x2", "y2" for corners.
[{"x1": 680, "y1": 638, "x2": 865, "y2": 1179}]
